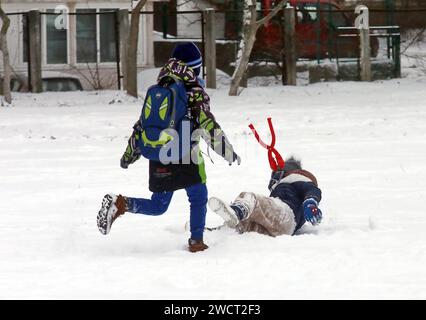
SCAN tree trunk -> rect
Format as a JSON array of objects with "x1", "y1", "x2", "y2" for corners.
[
  {"x1": 0, "y1": 6, "x2": 12, "y2": 104},
  {"x1": 127, "y1": 0, "x2": 148, "y2": 98},
  {"x1": 229, "y1": 1, "x2": 257, "y2": 96},
  {"x1": 229, "y1": 0, "x2": 287, "y2": 96},
  {"x1": 229, "y1": 20, "x2": 257, "y2": 96}
]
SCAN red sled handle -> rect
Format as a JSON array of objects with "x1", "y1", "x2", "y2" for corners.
[{"x1": 249, "y1": 118, "x2": 285, "y2": 171}]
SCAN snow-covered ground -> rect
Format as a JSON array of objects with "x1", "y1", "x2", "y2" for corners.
[{"x1": 1, "y1": 69, "x2": 426, "y2": 299}]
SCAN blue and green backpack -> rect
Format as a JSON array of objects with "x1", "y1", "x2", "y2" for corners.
[{"x1": 137, "y1": 78, "x2": 193, "y2": 162}]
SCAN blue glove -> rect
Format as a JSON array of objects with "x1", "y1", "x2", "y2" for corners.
[{"x1": 303, "y1": 198, "x2": 322, "y2": 225}]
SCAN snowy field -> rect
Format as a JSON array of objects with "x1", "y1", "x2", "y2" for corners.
[{"x1": 1, "y1": 73, "x2": 426, "y2": 299}]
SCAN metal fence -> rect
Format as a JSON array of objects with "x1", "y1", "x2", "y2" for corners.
[
  {"x1": 154, "y1": 6, "x2": 405, "y2": 71},
  {"x1": 3, "y1": 5, "x2": 425, "y2": 92},
  {"x1": 3, "y1": 10, "x2": 124, "y2": 92},
  {"x1": 3, "y1": 9, "x2": 204, "y2": 92}
]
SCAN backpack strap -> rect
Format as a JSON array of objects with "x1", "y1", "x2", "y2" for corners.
[{"x1": 168, "y1": 86, "x2": 178, "y2": 130}]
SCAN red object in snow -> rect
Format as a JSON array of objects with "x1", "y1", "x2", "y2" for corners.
[{"x1": 248, "y1": 118, "x2": 285, "y2": 171}]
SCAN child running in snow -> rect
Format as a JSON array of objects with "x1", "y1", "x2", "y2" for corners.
[
  {"x1": 97, "y1": 42, "x2": 240, "y2": 252},
  {"x1": 208, "y1": 157, "x2": 322, "y2": 236}
]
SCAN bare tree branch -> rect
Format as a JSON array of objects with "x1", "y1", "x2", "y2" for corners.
[
  {"x1": 401, "y1": 27, "x2": 426, "y2": 54},
  {"x1": 229, "y1": 0, "x2": 287, "y2": 96},
  {"x1": 256, "y1": 1, "x2": 286, "y2": 27},
  {"x1": 69, "y1": 64, "x2": 97, "y2": 89},
  {"x1": 177, "y1": 0, "x2": 195, "y2": 8}
]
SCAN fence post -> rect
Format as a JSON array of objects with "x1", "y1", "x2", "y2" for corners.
[
  {"x1": 359, "y1": 28, "x2": 371, "y2": 81},
  {"x1": 393, "y1": 31, "x2": 401, "y2": 78},
  {"x1": 204, "y1": 8, "x2": 216, "y2": 89},
  {"x1": 162, "y1": 3, "x2": 168, "y2": 39},
  {"x1": 284, "y1": 6, "x2": 296, "y2": 86},
  {"x1": 355, "y1": 5, "x2": 371, "y2": 81},
  {"x1": 118, "y1": 9, "x2": 129, "y2": 90},
  {"x1": 28, "y1": 10, "x2": 42, "y2": 93}
]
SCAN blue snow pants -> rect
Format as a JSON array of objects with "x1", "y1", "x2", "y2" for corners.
[{"x1": 126, "y1": 183, "x2": 208, "y2": 241}]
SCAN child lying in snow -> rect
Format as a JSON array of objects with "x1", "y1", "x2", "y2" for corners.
[{"x1": 208, "y1": 157, "x2": 322, "y2": 236}]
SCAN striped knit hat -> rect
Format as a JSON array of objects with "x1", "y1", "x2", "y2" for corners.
[{"x1": 172, "y1": 42, "x2": 202, "y2": 76}]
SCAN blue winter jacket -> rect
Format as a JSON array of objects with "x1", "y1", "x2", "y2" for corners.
[{"x1": 269, "y1": 169, "x2": 322, "y2": 232}]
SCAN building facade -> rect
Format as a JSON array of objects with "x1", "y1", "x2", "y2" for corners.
[{"x1": 1, "y1": 0, "x2": 156, "y2": 90}]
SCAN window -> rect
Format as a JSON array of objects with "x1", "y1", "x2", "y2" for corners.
[
  {"x1": 46, "y1": 10, "x2": 68, "y2": 64},
  {"x1": 77, "y1": 9, "x2": 97, "y2": 63},
  {"x1": 76, "y1": 9, "x2": 117, "y2": 63},
  {"x1": 99, "y1": 10, "x2": 117, "y2": 62}
]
